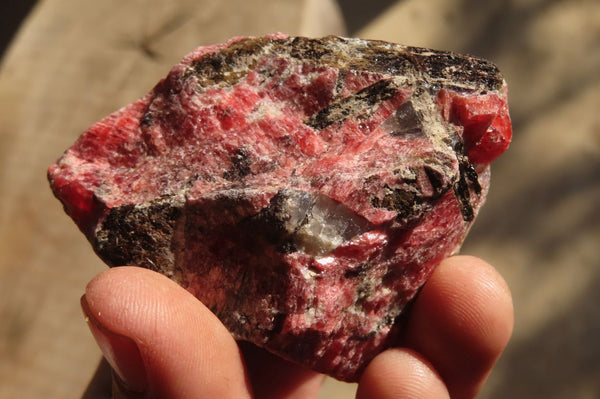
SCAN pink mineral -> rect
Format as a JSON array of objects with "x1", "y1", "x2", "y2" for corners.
[{"x1": 48, "y1": 33, "x2": 512, "y2": 381}]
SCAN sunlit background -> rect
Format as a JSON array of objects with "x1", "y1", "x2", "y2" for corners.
[{"x1": 1, "y1": 1, "x2": 598, "y2": 397}]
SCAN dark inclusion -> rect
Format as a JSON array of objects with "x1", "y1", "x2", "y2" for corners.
[
  {"x1": 223, "y1": 147, "x2": 252, "y2": 181},
  {"x1": 453, "y1": 148, "x2": 482, "y2": 222},
  {"x1": 283, "y1": 36, "x2": 503, "y2": 91},
  {"x1": 94, "y1": 196, "x2": 182, "y2": 269},
  {"x1": 305, "y1": 79, "x2": 399, "y2": 130},
  {"x1": 371, "y1": 185, "x2": 421, "y2": 219},
  {"x1": 370, "y1": 164, "x2": 451, "y2": 221}
]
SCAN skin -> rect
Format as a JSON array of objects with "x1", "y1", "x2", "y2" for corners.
[{"x1": 80, "y1": 255, "x2": 513, "y2": 399}]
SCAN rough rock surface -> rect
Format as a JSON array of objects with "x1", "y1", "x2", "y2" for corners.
[{"x1": 48, "y1": 33, "x2": 511, "y2": 381}]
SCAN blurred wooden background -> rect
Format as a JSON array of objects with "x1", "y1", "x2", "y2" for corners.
[{"x1": 1, "y1": 0, "x2": 598, "y2": 398}]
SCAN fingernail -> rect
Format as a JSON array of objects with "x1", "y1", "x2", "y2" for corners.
[{"x1": 81, "y1": 295, "x2": 147, "y2": 393}]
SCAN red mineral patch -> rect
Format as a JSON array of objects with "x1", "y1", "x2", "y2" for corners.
[{"x1": 48, "y1": 34, "x2": 511, "y2": 381}]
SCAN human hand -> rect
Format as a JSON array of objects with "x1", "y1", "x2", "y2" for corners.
[{"x1": 80, "y1": 255, "x2": 513, "y2": 398}]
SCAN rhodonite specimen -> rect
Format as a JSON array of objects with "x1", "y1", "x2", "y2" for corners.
[{"x1": 48, "y1": 33, "x2": 512, "y2": 381}]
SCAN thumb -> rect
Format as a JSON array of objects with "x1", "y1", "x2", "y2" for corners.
[{"x1": 81, "y1": 266, "x2": 252, "y2": 399}]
